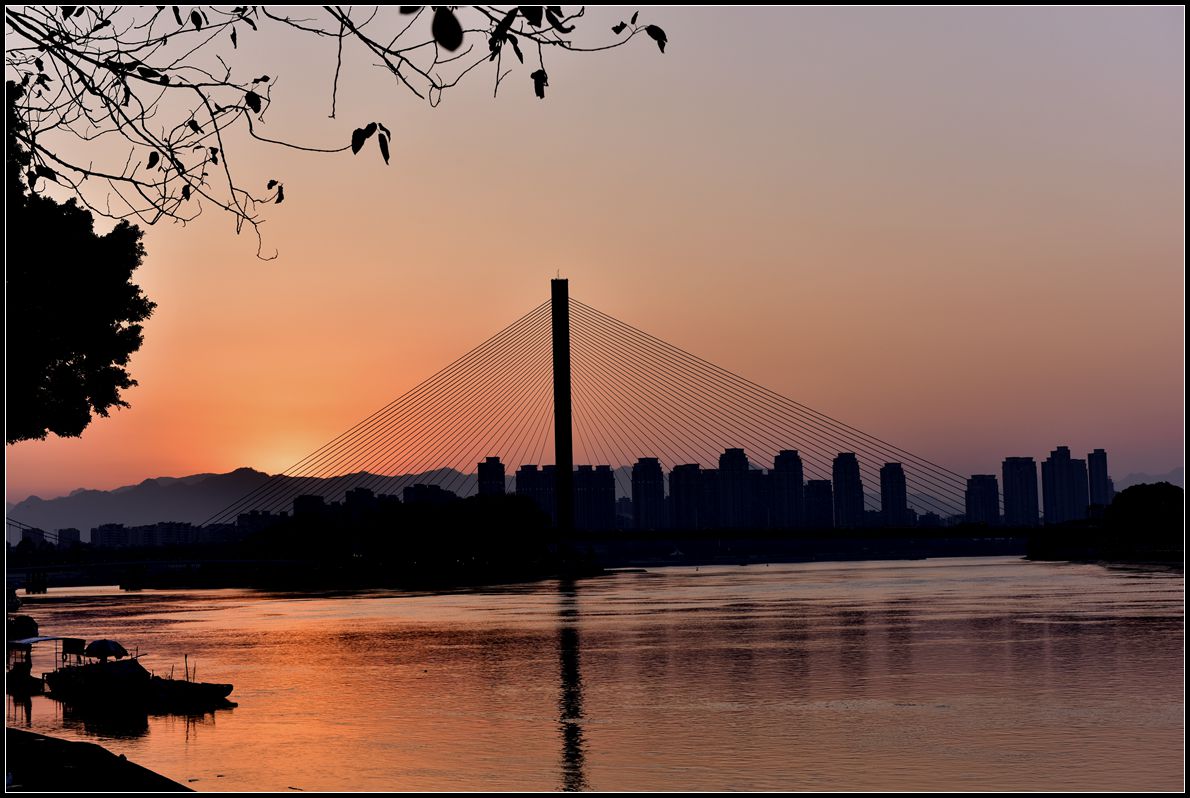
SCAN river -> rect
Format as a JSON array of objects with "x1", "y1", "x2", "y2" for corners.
[{"x1": 7, "y1": 557, "x2": 1184, "y2": 791}]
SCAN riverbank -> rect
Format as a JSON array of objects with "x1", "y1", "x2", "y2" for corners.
[{"x1": 6, "y1": 728, "x2": 190, "y2": 792}]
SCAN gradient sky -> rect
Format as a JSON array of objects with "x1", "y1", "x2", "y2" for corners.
[{"x1": 6, "y1": 6, "x2": 1185, "y2": 502}]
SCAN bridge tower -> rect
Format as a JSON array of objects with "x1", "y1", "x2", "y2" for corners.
[{"x1": 551, "y1": 278, "x2": 574, "y2": 534}]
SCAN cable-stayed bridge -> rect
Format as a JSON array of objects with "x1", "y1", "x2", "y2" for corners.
[{"x1": 204, "y1": 280, "x2": 972, "y2": 530}]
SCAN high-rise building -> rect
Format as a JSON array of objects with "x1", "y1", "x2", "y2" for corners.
[
  {"x1": 1042, "y1": 446, "x2": 1089, "y2": 524},
  {"x1": 965, "y1": 475, "x2": 1000, "y2": 525},
  {"x1": 771, "y1": 450, "x2": 805, "y2": 529},
  {"x1": 632, "y1": 457, "x2": 666, "y2": 530},
  {"x1": 804, "y1": 480, "x2": 834, "y2": 528},
  {"x1": 1001, "y1": 457, "x2": 1040, "y2": 527},
  {"x1": 879, "y1": 462, "x2": 909, "y2": 527},
  {"x1": 516, "y1": 464, "x2": 556, "y2": 523},
  {"x1": 699, "y1": 469, "x2": 721, "y2": 529},
  {"x1": 670, "y1": 464, "x2": 702, "y2": 530},
  {"x1": 832, "y1": 453, "x2": 865, "y2": 529},
  {"x1": 477, "y1": 456, "x2": 505, "y2": 497},
  {"x1": 574, "y1": 465, "x2": 615, "y2": 530},
  {"x1": 1071, "y1": 457, "x2": 1089, "y2": 520},
  {"x1": 718, "y1": 448, "x2": 752, "y2": 529},
  {"x1": 1088, "y1": 449, "x2": 1114, "y2": 509}
]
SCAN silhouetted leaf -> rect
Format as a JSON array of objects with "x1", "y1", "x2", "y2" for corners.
[
  {"x1": 137, "y1": 66, "x2": 161, "y2": 79},
  {"x1": 187, "y1": 119, "x2": 202, "y2": 133},
  {"x1": 91, "y1": 19, "x2": 111, "y2": 33},
  {"x1": 378, "y1": 122, "x2": 392, "y2": 139},
  {"x1": 431, "y1": 7, "x2": 464, "y2": 51},
  {"x1": 378, "y1": 133, "x2": 390, "y2": 165},
  {"x1": 493, "y1": 8, "x2": 518, "y2": 42},
  {"x1": 530, "y1": 69, "x2": 548, "y2": 99},
  {"x1": 508, "y1": 34, "x2": 524, "y2": 63},
  {"x1": 172, "y1": 6, "x2": 182, "y2": 25},
  {"x1": 209, "y1": 147, "x2": 219, "y2": 165},
  {"x1": 181, "y1": 184, "x2": 191, "y2": 200},
  {"x1": 73, "y1": 5, "x2": 85, "y2": 15},
  {"x1": 34, "y1": 58, "x2": 44, "y2": 71},
  {"x1": 351, "y1": 123, "x2": 378, "y2": 155},
  {"x1": 275, "y1": 185, "x2": 285, "y2": 204},
  {"x1": 267, "y1": 179, "x2": 278, "y2": 189},
  {"x1": 252, "y1": 75, "x2": 270, "y2": 84},
  {"x1": 399, "y1": 6, "x2": 420, "y2": 13},
  {"x1": 146, "y1": 151, "x2": 160, "y2": 169},
  {"x1": 190, "y1": 10, "x2": 202, "y2": 31},
  {"x1": 612, "y1": 22, "x2": 626, "y2": 34},
  {"x1": 545, "y1": 8, "x2": 574, "y2": 33},
  {"x1": 61, "y1": 6, "x2": 76, "y2": 17},
  {"x1": 519, "y1": 6, "x2": 543, "y2": 27},
  {"x1": 159, "y1": 74, "x2": 170, "y2": 85},
  {"x1": 631, "y1": 11, "x2": 639, "y2": 24},
  {"x1": 240, "y1": 15, "x2": 257, "y2": 31},
  {"x1": 230, "y1": 28, "x2": 237, "y2": 48},
  {"x1": 645, "y1": 25, "x2": 666, "y2": 53},
  {"x1": 245, "y1": 90, "x2": 262, "y2": 113},
  {"x1": 35, "y1": 165, "x2": 58, "y2": 182}
]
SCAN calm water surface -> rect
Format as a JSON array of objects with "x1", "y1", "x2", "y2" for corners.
[{"x1": 8, "y1": 557, "x2": 1184, "y2": 791}]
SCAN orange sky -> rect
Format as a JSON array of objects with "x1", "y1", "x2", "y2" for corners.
[{"x1": 5, "y1": 7, "x2": 1185, "y2": 502}]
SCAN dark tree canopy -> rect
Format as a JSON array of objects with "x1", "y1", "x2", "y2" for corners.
[{"x1": 7, "y1": 80, "x2": 156, "y2": 444}]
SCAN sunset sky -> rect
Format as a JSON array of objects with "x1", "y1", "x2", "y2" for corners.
[{"x1": 6, "y1": 6, "x2": 1184, "y2": 503}]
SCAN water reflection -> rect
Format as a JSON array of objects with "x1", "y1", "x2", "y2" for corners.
[
  {"x1": 557, "y1": 581, "x2": 588, "y2": 792},
  {"x1": 7, "y1": 695, "x2": 33, "y2": 727},
  {"x1": 10, "y1": 559, "x2": 1184, "y2": 792},
  {"x1": 837, "y1": 609, "x2": 868, "y2": 691},
  {"x1": 60, "y1": 702, "x2": 151, "y2": 738}
]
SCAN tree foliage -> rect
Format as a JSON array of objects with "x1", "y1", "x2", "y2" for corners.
[
  {"x1": 7, "y1": 80, "x2": 156, "y2": 444},
  {"x1": 4, "y1": 6, "x2": 667, "y2": 257}
]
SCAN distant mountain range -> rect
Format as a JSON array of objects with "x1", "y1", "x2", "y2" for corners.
[
  {"x1": 7, "y1": 467, "x2": 475, "y2": 541},
  {"x1": 1115, "y1": 468, "x2": 1184, "y2": 491}
]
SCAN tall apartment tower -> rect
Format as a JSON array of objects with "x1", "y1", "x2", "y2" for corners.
[
  {"x1": 574, "y1": 465, "x2": 615, "y2": 531},
  {"x1": 832, "y1": 453, "x2": 865, "y2": 529},
  {"x1": 1087, "y1": 449, "x2": 1115, "y2": 509},
  {"x1": 965, "y1": 475, "x2": 1001, "y2": 526},
  {"x1": 1001, "y1": 457, "x2": 1039, "y2": 527},
  {"x1": 804, "y1": 480, "x2": 834, "y2": 529},
  {"x1": 879, "y1": 462, "x2": 909, "y2": 527},
  {"x1": 1041, "y1": 446, "x2": 1089, "y2": 524},
  {"x1": 477, "y1": 456, "x2": 505, "y2": 497},
  {"x1": 670, "y1": 464, "x2": 702, "y2": 530},
  {"x1": 632, "y1": 457, "x2": 666, "y2": 531},
  {"x1": 718, "y1": 448, "x2": 752, "y2": 529},
  {"x1": 771, "y1": 450, "x2": 805, "y2": 529}
]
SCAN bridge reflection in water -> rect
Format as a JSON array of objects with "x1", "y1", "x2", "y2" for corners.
[{"x1": 556, "y1": 580, "x2": 588, "y2": 791}]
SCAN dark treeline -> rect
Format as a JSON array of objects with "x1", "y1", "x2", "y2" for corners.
[{"x1": 1026, "y1": 481, "x2": 1184, "y2": 564}]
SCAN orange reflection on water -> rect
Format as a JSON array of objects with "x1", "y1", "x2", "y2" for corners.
[{"x1": 9, "y1": 558, "x2": 1184, "y2": 791}]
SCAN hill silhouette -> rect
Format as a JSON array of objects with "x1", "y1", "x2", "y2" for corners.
[{"x1": 9, "y1": 467, "x2": 474, "y2": 540}]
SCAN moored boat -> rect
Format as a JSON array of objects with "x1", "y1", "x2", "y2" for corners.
[{"x1": 16, "y1": 636, "x2": 236, "y2": 711}]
